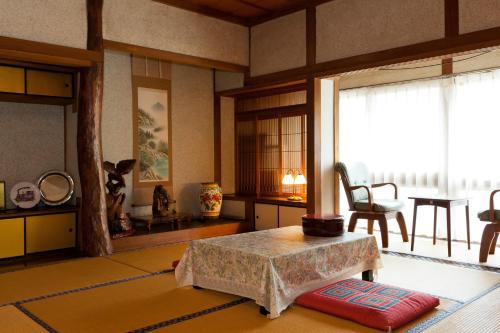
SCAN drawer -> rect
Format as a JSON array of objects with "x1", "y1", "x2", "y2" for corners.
[
  {"x1": 26, "y1": 213, "x2": 76, "y2": 253},
  {"x1": 255, "y1": 203, "x2": 278, "y2": 230},
  {"x1": 279, "y1": 206, "x2": 307, "y2": 228},
  {"x1": 26, "y1": 69, "x2": 73, "y2": 97},
  {"x1": 0, "y1": 66, "x2": 25, "y2": 94},
  {"x1": 0, "y1": 218, "x2": 24, "y2": 259}
]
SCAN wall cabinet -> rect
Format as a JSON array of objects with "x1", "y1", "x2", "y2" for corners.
[
  {"x1": 0, "y1": 218, "x2": 24, "y2": 259},
  {"x1": 0, "y1": 208, "x2": 78, "y2": 259},
  {"x1": 26, "y1": 213, "x2": 76, "y2": 253},
  {"x1": 255, "y1": 203, "x2": 306, "y2": 230},
  {"x1": 255, "y1": 203, "x2": 278, "y2": 230},
  {"x1": 0, "y1": 65, "x2": 74, "y2": 100}
]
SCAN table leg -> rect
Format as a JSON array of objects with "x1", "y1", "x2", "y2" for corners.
[
  {"x1": 259, "y1": 306, "x2": 270, "y2": 316},
  {"x1": 362, "y1": 270, "x2": 374, "y2": 282},
  {"x1": 411, "y1": 202, "x2": 418, "y2": 251},
  {"x1": 433, "y1": 206, "x2": 437, "y2": 245},
  {"x1": 446, "y1": 206, "x2": 451, "y2": 257},
  {"x1": 465, "y1": 204, "x2": 471, "y2": 250}
]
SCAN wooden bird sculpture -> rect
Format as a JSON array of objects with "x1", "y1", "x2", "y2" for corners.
[{"x1": 103, "y1": 159, "x2": 136, "y2": 237}]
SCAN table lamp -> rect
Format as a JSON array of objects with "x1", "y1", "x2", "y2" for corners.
[{"x1": 282, "y1": 170, "x2": 306, "y2": 201}]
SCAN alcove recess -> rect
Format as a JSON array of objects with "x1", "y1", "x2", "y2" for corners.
[{"x1": 0, "y1": 59, "x2": 81, "y2": 263}]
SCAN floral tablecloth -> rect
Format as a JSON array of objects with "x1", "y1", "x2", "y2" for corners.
[{"x1": 175, "y1": 226, "x2": 381, "y2": 318}]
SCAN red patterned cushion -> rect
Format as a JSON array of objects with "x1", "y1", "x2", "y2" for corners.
[{"x1": 296, "y1": 279, "x2": 439, "y2": 331}]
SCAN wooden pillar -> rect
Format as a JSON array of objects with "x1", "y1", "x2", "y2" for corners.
[{"x1": 77, "y1": 0, "x2": 112, "y2": 256}]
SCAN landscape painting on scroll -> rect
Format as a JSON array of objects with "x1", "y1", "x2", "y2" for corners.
[{"x1": 133, "y1": 78, "x2": 172, "y2": 188}]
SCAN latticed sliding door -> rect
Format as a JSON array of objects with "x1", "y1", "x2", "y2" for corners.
[
  {"x1": 257, "y1": 117, "x2": 280, "y2": 195},
  {"x1": 281, "y1": 114, "x2": 307, "y2": 195},
  {"x1": 236, "y1": 119, "x2": 256, "y2": 194}
]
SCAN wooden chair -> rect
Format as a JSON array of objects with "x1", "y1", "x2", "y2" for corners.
[
  {"x1": 335, "y1": 162, "x2": 409, "y2": 248},
  {"x1": 478, "y1": 189, "x2": 500, "y2": 263}
]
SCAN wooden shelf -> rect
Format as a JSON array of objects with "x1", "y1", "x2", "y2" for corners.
[
  {"x1": 111, "y1": 218, "x2": 251, "y2": 252},
  {"x1": 0, "y1": 205, "x2": 79, "y2": 219}
]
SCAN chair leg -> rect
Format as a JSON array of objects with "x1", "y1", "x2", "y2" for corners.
[
  {"x1": 396, "y1": 212, "x2": 409, "y2": 242},
  {"x1": 378, "y1": 216, "x2": 389, "y2": 248},
  {"x1": 348, "y1": 214, "x2": 359, "y2": 232},
  {"x1": 489, "y1": 233, "x2": 499, "y2": 255},
  {"x1": 367, "y1": 219, "x2": 374, "y2": 235},
  {"x1": 479, "y1": 224, "x2": 496, "y2": 263}
]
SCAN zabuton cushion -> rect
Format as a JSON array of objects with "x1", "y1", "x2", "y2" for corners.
[{"x1": 295, "y1": 279, "x2": 439, "y2": 331}]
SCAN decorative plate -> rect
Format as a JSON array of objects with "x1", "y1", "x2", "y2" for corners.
[
  {"x1": 10, "y1": 182, "x2": 41, "y2": 209},
  {"x1": 37, "y1": 170, "x2": 74, "y2": 206}
]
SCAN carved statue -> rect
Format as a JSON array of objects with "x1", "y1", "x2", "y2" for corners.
[
  {"x1": 152, "y1": 185, "x2": 173, "y2": 217},
  {"x1": 103, "y1": 159, "x2": 136, "y2": 237}
]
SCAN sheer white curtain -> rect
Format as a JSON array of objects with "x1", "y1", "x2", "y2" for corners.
[{"x1": 339, "y1": 69, "x2": 500, "y2": 242}]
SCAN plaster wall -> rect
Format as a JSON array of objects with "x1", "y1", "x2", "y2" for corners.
[
  {"x1": 104, "y1": 0, "x2": 249, "y2": 66},
  {"x1": 0, "y1": 0, "x2": 87, "y2": 48},
  {"x1": 0, "y1": 102, "x2": 65, "y2": 208},
  {"x1": 317, "y1": 0, "x2": 445, "y2": 63},
  {"x1": 250, "y1": 11, "x2": 306, "y2": 77},
  {"x1": 459, "y1": 0, "x2": 500, "y2": 34}
]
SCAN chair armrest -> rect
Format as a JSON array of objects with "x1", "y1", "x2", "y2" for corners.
[
  {"x1": 349, "y1": 185, "x2": 373, "y2": 211},
  {"x1": 372, "y1": 182, "x2": 398, "y2": 199},
  {"x1": 489, "y1": 189, "x2": 500, "y2": 221}
]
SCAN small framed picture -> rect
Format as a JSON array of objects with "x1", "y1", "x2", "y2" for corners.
[{"x1": 0, "y1": 181, "x2": 5, "y2": 210}]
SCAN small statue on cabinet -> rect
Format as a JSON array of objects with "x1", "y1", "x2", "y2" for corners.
[
  {"x1": 103, "y1": 159, "x2": 136, "y2": 238},
  {"x1": 152, "y1": 185, "x2": 175, "y2": 217}
]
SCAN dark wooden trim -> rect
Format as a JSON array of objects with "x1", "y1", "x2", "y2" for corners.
[
  {"x1": 152, "y1": 0, "x2": 250, "y2": 26},
  {"x1": 236, "y1": 104, "x2": 306, "y2": 119},
  {"x1": 245, "y1": 26, "x2": 500, "y2": 87},
  {"x1": 249, "y1": 0, "x2": 332, "y2": 26},
  {"x1": 442, "y1": 58, "x2": 453, "y2": 75},
  {"x1": 0, "y1": 36, "x2": 101, "y2": 67},
  {"x1": 103, "y1": 40, "x2": 248, "y2": 73},
  {"x1": 0, "y1": 92, "x2": 74, "y2": 106},
  {"x1": 77, "y1": 0, "x2": 113, "y2": 256},
  {"x1": 306, "y1": 6, "x2": 316, "y2": 66},
  {"x1": 217, "y1": 80, "x2": 306, "y2": 97},
  {"x1": 306, "y1": 77, "x2": 321, "y2": 214},
  {"x1": 445, "y1": 0, "x2": 459, "y2": 37},
  {"x1": 214, "y1": 71, "x2": 222, "y2": 184}
]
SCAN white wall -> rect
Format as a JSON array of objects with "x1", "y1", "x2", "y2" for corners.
[
  {"x1": 0, "y1": 0, "x2": 87, "y2": 48},
  {"x1": 104, "y1": 0, "x2": 249, "y2": 66}
]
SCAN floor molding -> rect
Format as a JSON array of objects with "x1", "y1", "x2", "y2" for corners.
[
  {"x1": 126, "y1": 297, "x2": 250, "y2": 333},
  {"x1": 381, "y1": 250, "x2": 500, "y2": 273}
]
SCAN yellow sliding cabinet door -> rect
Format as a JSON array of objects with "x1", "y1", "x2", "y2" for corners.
[
  {"x1": 0, "y1": 218, "x2": 25, "y2": 259},
  {"x1": 26, "y1": 213, "x2": 76, "y2": 253}
]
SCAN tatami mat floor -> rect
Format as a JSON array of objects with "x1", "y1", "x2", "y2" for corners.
[{"x1": 0, "y1": 239, "x2": 499, "y2": 333}]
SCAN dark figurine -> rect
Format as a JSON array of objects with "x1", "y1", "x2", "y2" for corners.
[
  {"x1": 152, "y1": 184, "x2": 173, "y2": 217},
  {"x1": 103, "y1": 159, "x2": 136, "y2": 237}
]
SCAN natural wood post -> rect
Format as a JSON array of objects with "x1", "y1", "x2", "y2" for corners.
[{"x1": 77, "y1": 0, "x2": 112, "y2": 256}]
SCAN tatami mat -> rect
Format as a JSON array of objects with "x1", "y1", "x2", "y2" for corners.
[
  {"x1": 0, "y1": 257, "x2": 145, "y2": 305},
  {"x1": 23, "y1": 273, "x2": 238, "y2": 333},
  {"x1": 153, "y1": 297, "x2": 457, "y2": 333},
  {"x1": 424, "y1": 285, "x2": 500, "y2": 333},
  {"x1": 108, "y1": 242, "x2": 187, "y2": 273},
  {"x1": 376, "y1": 254, "x2": 500, "y2": 302},
  {"x1": 0, "y1": 305, "x2": 47, "y2": 333}
]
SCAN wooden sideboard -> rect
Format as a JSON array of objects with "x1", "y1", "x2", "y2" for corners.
[{"x1": 0, "y1": 206, "x2": 78, "y2": 260}]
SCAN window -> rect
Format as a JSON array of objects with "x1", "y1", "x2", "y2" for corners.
[{"x1": 236, "y1": 109, "x2": 307, "y2": 197}]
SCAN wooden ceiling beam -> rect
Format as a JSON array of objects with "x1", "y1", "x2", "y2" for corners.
[{"x1": 152, "y1": 0, "x2": 251, "y2": 26}]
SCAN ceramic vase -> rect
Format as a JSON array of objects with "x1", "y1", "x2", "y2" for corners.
[{"x1": 200, "y1": 182, "x2": 222, "y2": 219}]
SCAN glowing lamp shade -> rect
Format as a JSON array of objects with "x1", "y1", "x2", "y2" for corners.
[
  {"x1": 294, "y1": 174, "x2": 307, "y2": 185},
  {"x1": 282, "y1": 173, "x2": 294, "y2": 185}
]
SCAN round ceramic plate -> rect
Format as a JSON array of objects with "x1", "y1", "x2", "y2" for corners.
[
  {"x1": 10, "y1": 182, "x2": 41, "y2": 209},
  {"x1": 37, "y1": 170, "x2": 74, "y2": 206}
]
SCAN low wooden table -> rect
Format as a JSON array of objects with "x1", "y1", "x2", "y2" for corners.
[
  {"x1": 175, "y1": 226, "x2": 381, "y2": 318},
  {"x1": 409, "y1": 196, "x2": 470, "y2": 257},
  {"x1": 130, "y1": 213, "x2": 192, "y2": 232}
]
